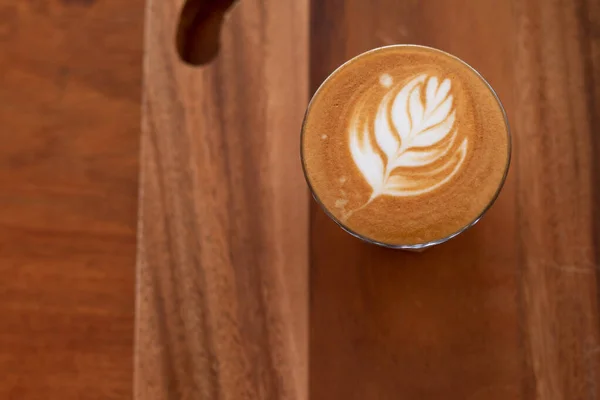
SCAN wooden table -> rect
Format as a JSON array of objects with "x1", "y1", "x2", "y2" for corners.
[
  {"x1": 0, "y1": 0, "x2": 142, "y2": 398},
  {"x1": 137, "y1": 0, "x2": 600, "y2": 399}
]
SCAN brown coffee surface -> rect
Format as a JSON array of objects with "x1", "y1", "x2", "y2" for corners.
[{"x1": 301, "y1": 45, "x2": 510, "y2": 246}]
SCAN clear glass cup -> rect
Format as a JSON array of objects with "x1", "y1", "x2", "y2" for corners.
[{"x1": 300, "y1": 45, "x2": 511, "y2": 250}]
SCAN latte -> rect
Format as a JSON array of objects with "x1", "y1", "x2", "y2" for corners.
[{"x1": 301, "y1": 45, "x2": 510, "y2": 248}]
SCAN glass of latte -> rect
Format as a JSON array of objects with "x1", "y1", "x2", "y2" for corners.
[{"x1": 301, "y1": 45, "x2": 511, "y2": 249}]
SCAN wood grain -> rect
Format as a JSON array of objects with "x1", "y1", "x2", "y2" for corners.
[
  {"x1": 136, "y1": 0, "x2": 308, "y2": 399},
  {"x1": 0, "y1": 0, "x2": 142, "y2": 398},
  {"x1": 515, "y1": 1, "x2": 600, "y2": 398},
  {"x1": 309, "y1": 0, "x2": 600, "y2": 399},
  {"x1": 139, "y1": 0, "x2": 600, "y2": 399}
]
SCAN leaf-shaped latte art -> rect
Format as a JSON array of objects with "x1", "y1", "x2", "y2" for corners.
[{"x1": 349, "y1": 74, "x2": 468, "y2": 206}]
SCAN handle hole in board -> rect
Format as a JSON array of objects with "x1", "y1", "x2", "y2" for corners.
[{"x1": 175, "y1": 0, "x2": 238, "y2": 65}]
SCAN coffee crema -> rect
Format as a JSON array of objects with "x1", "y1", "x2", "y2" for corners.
[{"x1": 301, "y1": 45, "x2": 510, "y2": 247}]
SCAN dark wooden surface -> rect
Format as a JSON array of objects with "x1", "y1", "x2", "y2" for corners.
[
  {"x1": 310, "y1": 0, "x2": 600, "y2": 399},
  {"x1": 136, "y1": 0, "x2": 308, "y2": 399},
  {"x1": 139, "y1": 0, "x2": 600, "y2": 399},
  {"x1": 0, "y1": 0, "x2": 142, "y2": 398}
]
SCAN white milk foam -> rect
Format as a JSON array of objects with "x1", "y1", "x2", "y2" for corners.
[{"x1": 349, "y1": 74, "x2": 468, "y2": 200}]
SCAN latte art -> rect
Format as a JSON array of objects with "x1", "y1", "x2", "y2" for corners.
[
  {"x1": 349, "y1": 74, "x2": 468, "y2": 203},
  {"x1": 301, "y1": 45, "x2": 510, "y2": 247}
]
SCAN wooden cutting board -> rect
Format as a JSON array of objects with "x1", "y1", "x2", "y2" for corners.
[{"x1": 136, "y1": 0, "x2": 600, "y2": 399}]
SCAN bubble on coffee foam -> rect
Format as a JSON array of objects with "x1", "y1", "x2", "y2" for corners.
[
  {"x1": 321, "y1": 134, "x2": 327, "y2": 140},
  {"x1": 379, "y1": 73, "x2": 393, "y2": 88},
  {"x1": 348, "y1": 73, "x2": 468, "y2": 205},
  {"x1": 339, "y1": 176, "x2": 347, "y2": 184}
]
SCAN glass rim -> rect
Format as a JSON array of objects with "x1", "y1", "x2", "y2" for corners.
[{"x1": 300, "y1": 44, "x2": 512, "y2": 250}]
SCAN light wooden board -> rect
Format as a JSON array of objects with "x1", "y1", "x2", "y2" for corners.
[{"x1": 135, "y1": 0, "x2": 308, "y2": 398}]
